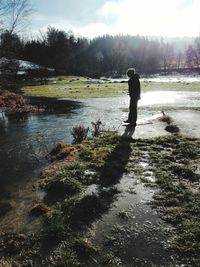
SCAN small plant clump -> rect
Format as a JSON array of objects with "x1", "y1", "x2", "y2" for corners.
[
  {"x1": 158, "y1": 111, "x2": 173, "y2": 124},
  {"x1": 102, "y1": 253, "x2": 124, "y2": 267},
  {"x1": 50, "y1": 143, "x2": 76, "y2": 161},
  {"x1": 44, "y1": 209, "x2": 67, "y2": 240},
  {"x1": 73, "y1": 238, "x2": 98, "y2": 259},
  {"x1": 0, "y1": 92, "x2": 41, "y2": 116},
  {"x1": 44, "y1": 173, "x2": 82, "y2": 197},
  {"x1": 0, "y1": 92, "x2": 26, "y2": 112},
  {"x1": 64, "y1": 194, "x2": 108, "y2": 228},
  {"x1": 165, "y1": 124, "x2": 180, "y2": 133},
  {"x1": 91, "y1": 119, "x2": 102, "y2": 137},
  {"x1": 118, "y1": 209, "x2": 129, "y2": 219},
  {"x1": 30, "y1": 202, "x2": 50, "y2": 216},
  {"x1": 71, "y1": 125, "x2": 89, "y2": 144},
  {"x1": 50, "y1": 248, "x2": 81, "y2": 267}
]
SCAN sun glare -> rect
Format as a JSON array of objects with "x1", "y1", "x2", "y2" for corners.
[{"x1": 86, "y1": 0, "x2": 200, "y2": 37}]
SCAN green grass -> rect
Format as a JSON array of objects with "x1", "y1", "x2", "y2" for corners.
[
  {"x1": 22, "y1": 76, "x2": 126, "y2": 98},
  {"x1": 22, "y1": 75, "x2": 200, "y2": 98},
  {"x1": 44, "y1": 134, "x2": 200, "y2": 265},
  {"x1": 2, "y1": 132, "x2": 200, "y2": 266},
  {"x1": 144, "y1": 136, "x2": 200, "y2": 262},
  {"x1": 142, "y1": 81, "x2": 200, "y2": 92}
]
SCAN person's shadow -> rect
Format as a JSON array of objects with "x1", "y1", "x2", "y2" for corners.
[
  {"x1": 97, "y1": 125, "x2": 136, "y2": 187},
  {"x1": 122, "y1": 125, "x2": 136, "y2": 138}
]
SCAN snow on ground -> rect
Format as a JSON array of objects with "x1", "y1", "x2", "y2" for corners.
[
  {"x1": 102, "y1": 73, "x2": 200, "y2": 83},
  {"x1": 0, "y1": 57, "x2": 54, "y2": 74}
]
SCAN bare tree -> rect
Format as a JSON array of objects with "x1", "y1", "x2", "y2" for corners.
[
  {"x1": 176, "y1": 50, "x2": 183, "y2": 70},
  {"x1": 0, "y1": 0, "x2": 7, "y2": 29},
  {"x1": 160, "y1": 43, "x2": 175, "y2": 72},
  {"x1": 195, "y1": 37, "x2": 200, "y2": 71},
  {"x1": 0, "y1": 0, "x2": 32, "y2": 33},
  {"x1": 185, "y1": 45, "x2": 199, "y2": 70}
]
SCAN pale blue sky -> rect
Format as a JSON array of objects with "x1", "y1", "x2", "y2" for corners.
[{"x1": 29, "y1": 0, "x2": 200, "y2": 38}]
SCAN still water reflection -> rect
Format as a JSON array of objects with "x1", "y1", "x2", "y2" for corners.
[{"x1": 0, "y1": 90, "x2": 200, "y2": 195}]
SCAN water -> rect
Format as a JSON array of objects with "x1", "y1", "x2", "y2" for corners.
[
  {"x1": 1, "y1": 90, "x2": 200, "y2": 192},
  {"x1": 139, "y1": 90, "x2": 200, "y2": 106},
  {"x1": 0, "y1": 89, "x2": 199, "y2": 263},
  {"x1": 106, "y1": 73, "x2": 200, "y2": 83},
  {"x1": 0, "y1": 112, "x2": 75, "y2": 186},
  {"x1": 142, "y1": 74, "x2": 200, "y2": 83},
  {"x1": 0, "y1": 89, "x2": 200, "y2": 230},
  {"x1": 87, "y1": 175, "x2": 173, "y2": 266}
]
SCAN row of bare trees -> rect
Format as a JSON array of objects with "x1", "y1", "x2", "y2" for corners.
[
  {"x1": 0, "y1": 0, "x2": 200, "y2": 79},
  {"x1": 19, "y1": 31, "x2": 200, "y2": 77}
]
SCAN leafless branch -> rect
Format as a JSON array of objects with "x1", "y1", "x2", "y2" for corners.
[{"x1": 1, "y1": 0, "x2": 32, "y2": 33}]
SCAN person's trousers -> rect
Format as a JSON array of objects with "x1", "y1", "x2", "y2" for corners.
[{"x1": 128, "y1": 98, "x2": 138, "y2": 125}]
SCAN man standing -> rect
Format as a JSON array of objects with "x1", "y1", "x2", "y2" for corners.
[{"x1": 124, "y1": 68, "x2": 141, "y2": 127}]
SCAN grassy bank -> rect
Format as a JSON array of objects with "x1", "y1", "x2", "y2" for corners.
[
  {"x1": 1, "y1": 132, "x2": 200, "y2": 266},
  {"x1": 22, "y1": 76, "x2": 200, "y2": 98},
  {"x1": 22, "y1": 76, "x2": 126, "y2": 98}
]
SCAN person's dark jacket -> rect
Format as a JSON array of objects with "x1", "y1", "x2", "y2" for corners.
[{"x1": 128, "y1": 73, "x2": 141, "y2": 100}]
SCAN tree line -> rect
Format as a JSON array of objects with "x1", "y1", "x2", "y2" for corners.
[{"x1": 0, "y1": 1, "x2": 200, "y2": 78}]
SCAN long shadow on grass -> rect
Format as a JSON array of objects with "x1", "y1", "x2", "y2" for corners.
[
  {"x1": 21, "y1": 127, "x2": 137, "y2": 266},
  {"x1": 64, "y1": 127, "x2": 136, "y2": 229},
  {"x1": 98, "y1": 126, "x2": 135, "y2": 187},
  {"x1": 42, "y1": 127, "x2": 136, "y2": 237}
]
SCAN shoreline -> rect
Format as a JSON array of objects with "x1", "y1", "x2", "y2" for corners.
[{"x1": 1, "y1": 111, "x2": 200, "y2": 266}]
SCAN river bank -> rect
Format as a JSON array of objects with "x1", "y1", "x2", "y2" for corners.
[
  {"x1": 22, "y1": 75, "x2": 200, "y2": 99},
  {"x1": 1, "y1": 127, "x2": 200, "y2": 266},
  {"x1": 1, "y1": 75, "x2": 200, "y2": 266}
]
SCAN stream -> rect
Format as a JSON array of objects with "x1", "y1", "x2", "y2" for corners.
[
  {"x1": 0, "y1": 90, "x2": 200, "y2": 204},
  {"x1": 0, "y1": 88, "x2": 200, "y2": 265}
]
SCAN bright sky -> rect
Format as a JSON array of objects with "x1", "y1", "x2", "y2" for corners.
[{"x1": 30, "y1": 0, "x2": 200, "y2": 38}]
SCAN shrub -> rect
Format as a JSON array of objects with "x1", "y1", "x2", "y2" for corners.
[
  {"x1": 45, "y1": 175, "x2": 82, "y2": 196},
  {"x1": 73, "y1": 238, "x2": 98, "y2": 259},
  {"x1": 30, "y1": 202, "x2": 50, "y2": 216},
  {"x1": 65, "y1": 194, "x2": 107, "y2": 228},
  {"x1": 91, "y1": 119, "x2": 102, "y2": 137},
  {"x1": 51, "y1": 249, "x2": 81, "y2": 267},
  {"x1": 71, "y1": 125, "x2": 89, "y2": 144}
]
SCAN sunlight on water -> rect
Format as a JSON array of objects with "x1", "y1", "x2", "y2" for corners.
[
  {"x1": 141, "y1": 75, "x2": 200, "y2": 83},
  {"x1": 109, "y1": 74, "x2": 200, "y2": 83},
  {"x1": 139, "y1": 91, "x2": 200, "y2": 106},
  {"x1": 140, "y1": 91, "x2": 182, "y2": 106}
]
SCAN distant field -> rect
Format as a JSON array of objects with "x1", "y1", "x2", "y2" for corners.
[{"x1": 22, "y1": 76, "x2": 200, "y2": 98}]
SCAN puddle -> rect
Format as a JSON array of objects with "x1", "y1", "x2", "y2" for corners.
[
  {"x1": 167, "y1": 110, "x2": 200, "y2": 138},
  {"x1": 0, "y1": 175, "x2": 44, "y2": 233},
  {"x1": 86, "y1": 174, "x2": 174, "y2": 266}
]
